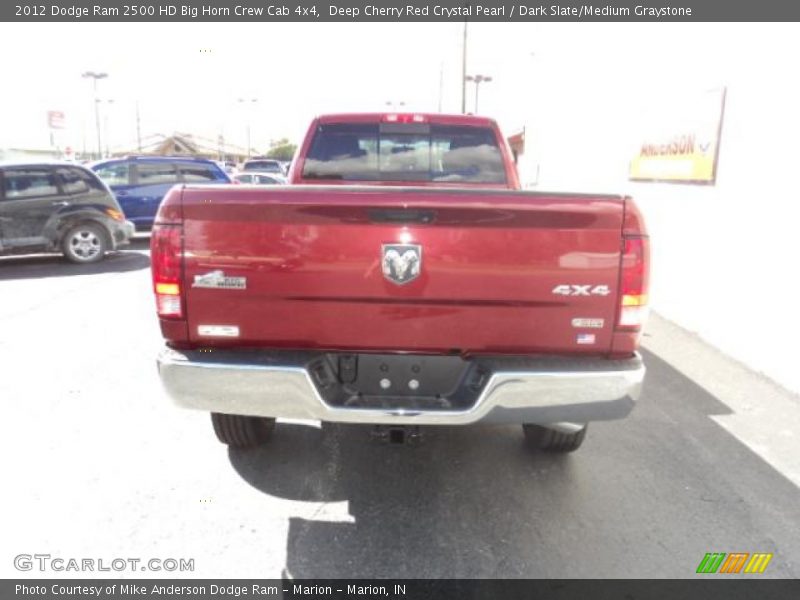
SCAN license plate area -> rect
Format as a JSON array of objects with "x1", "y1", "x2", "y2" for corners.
[
  {"x1": 345, "y1": 354, "x2": 468, "y2": 397},
  {"x1": 309, "y1": 353, "x2": 489, "y2": 411}
]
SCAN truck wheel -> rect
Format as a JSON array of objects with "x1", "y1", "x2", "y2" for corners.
[
  {"x1": 523, "y1": 424, "x2": 587, "y2": 452},
  {"x1": 62, "y1": 223, "x2": 109, "y2": 263},
  {"x1": 211, "y1": 413, "x2": 275, "y2": 447}
]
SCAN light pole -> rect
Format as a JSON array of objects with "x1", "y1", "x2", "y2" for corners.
[
  {"x1": 465, "y1": 74, "x2": 492, "y2": 114},
  {"x1": 96, "y1": 99, "x2": 114, "y2": 157},
  {"x1": 237, "y1": 98, "x2": 258, "y2": 157},
  {"x1": 82, "y1": 71, "x2": 108, "y2": 159},
  {"x1": 135, "y1": 101, "x2": 142, "y2": 153}
]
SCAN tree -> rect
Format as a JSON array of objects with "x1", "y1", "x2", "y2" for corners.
[{"x1": 265, "y1": 138, "x2": 297, "y2": 161}]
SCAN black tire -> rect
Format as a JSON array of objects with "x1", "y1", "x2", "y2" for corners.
[
  {"x1": 523, "y1": 424, "x2": 587, "y2": 453},
  {"x1": 61, "y1": 223, "x2": 109, "y2": 264},
  {"x1": 211, "y1": 413, "x2": 275, "y2": 448}
]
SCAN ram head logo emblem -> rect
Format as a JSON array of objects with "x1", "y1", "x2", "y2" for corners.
[{"x1": 382, "y1": 244, "x2": 422, "y2": 285}]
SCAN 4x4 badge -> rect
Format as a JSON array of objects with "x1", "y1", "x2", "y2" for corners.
[{"x1": 382, "y1": 244, "x2": 422, "y2": 285}]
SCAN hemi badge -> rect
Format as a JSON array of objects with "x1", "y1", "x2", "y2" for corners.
[
  {"x1": 198, "y1": 325, "x2": 240, "y2": 338},
  {"x1": 192, "y1": 270, "x2": 247, "y2": 290},
  {"x1": 572, "y1": 318, "x2": 604, "y2": 328}
]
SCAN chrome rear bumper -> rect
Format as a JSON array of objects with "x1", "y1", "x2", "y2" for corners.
[{"x1": 157, "y1": 348, "x2": 645, "y2": 426}]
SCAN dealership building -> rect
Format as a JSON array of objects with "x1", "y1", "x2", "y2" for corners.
[{"x1": 510, "y1": 23, "x2": 800, "y2": 394}]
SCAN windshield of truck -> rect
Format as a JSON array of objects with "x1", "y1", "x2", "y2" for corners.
[
  {"x1": 302, "y1": 123, "x2": 507, "y2": 183},
  {"x1": 243, "y1": 160, "x2": 283, "y2": 173}
]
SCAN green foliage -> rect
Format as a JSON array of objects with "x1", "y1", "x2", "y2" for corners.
[{"x1": 265, "y1": 138, "x2": 297, "y2": 161}]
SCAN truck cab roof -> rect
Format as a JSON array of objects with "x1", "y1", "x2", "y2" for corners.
[{"x1": 317, "y1": 113, "x2": 498, "y2": 127}]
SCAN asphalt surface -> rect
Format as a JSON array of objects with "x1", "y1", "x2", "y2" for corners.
[{"x1": 1, "y1": 241, "x2": 798, "y2": 579}]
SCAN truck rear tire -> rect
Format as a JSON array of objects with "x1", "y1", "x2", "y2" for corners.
[
  {"x1": 523, "y1": 424, "x2": 587, "y2": 452},
  {"x1": 211, "y1": 413, "x2": 275, "y2": 447}
]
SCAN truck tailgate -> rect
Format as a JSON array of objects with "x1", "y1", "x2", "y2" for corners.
[{"x1": 180, "y1": 186, "x2": 625, "y2": 355}]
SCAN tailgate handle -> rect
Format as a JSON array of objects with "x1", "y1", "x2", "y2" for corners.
[{"x1": 368, "y1": 209, "x2": 436, "y2": 224}]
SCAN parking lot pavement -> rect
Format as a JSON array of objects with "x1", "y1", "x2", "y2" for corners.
[{"x1": 0, "y1": 246, "x2": 798, "y2": 578}]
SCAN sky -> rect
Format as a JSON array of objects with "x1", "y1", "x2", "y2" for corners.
[
  {"x1": 0, "y1": 21, "x2": 531, "y2": 154},
  {"x1": 0, "y1": 22, "x2": 795, "y2": 158}
]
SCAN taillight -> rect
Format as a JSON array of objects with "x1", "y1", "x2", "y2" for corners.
[
  {"x1": 617, "y1": 236, "x2": 650, "y2": 330},
  {"x1": 151, "y1": 224, "x2": 183, "y2": 319},
  {"x1": 105, "y1": 208, "x2": 125, "y2": 221}
]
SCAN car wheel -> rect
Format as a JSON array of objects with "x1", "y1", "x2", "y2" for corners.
[
  {"x1": 523, "y1": 424, "x2": 587, "y2": 452},
  {"x1": 211, "y1": 413, "x2": 275, "y2": 447},
  {"x1": 62, "y1": 223, "x2": 109, "y2": 264}
]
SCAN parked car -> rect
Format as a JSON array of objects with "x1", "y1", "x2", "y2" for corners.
[
  {"x1": 0, "y1": 161, "x2": 134, "y2": 263},
  {"x1": 214, "y1": 160, "x2": 239, "y2": 177},
  {"x1": 152, "y1": 113, "x2": 649, "y2": 452},
  {"x1": 233, "y1": 173, "x2": 286, "y2": 185},
  {"x1": 241, "y1": 158, "x2": 285, "y2": 175},
  {"x1": 91, "y1": 156, "x2": 231, "y2": 231}
]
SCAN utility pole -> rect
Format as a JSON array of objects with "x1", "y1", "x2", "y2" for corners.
[
  {"x1": 438, "y1": 62, "x2": 444, "y2": 112},
  {"x1": 82, "y1": 71, "x2": 108, "y2": 159},
  {"x1": 238, "y1": 98, "x2": 258, "y2": 158},
  {"x1": 460, "y1": 19, "x2": 468, "y2": 113},
  {"x1": 136, "y1": 101, "x2": 142, "y2": 153}
]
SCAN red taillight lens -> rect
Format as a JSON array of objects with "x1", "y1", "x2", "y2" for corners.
[
  {"x1": 617, "y1": 236, "x2": 650, "y2": 330},
  {"x1": 151, "y1": 224, "x2": 183, "y2": 319},
  {"x1": 382, "y1": 113, "x2": 428, "y2": 124}
]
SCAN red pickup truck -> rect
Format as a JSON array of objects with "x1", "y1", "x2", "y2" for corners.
[{"x1": 152, "y1": 113, "x2": 648, "y2": 453}]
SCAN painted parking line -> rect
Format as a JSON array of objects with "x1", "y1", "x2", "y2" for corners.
[{"x1": 643, "y1": 312, "x2": 800, "y2": 488}]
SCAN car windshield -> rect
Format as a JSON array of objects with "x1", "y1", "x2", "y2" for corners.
[
  {"x1": 243, "y1": 160, "x2": 282, "y2": 173},
  {"x1": 301, "y1": 122, "x2": 507, "y2": 183}
]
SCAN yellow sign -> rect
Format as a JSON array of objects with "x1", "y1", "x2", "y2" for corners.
[{"x1": 629, "y1": 88, "x2": 726, "y2": 184}]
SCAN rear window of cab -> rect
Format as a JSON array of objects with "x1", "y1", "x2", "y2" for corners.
[{"x1": 301, "y1": 123, "x2": 507, "y2": 184}]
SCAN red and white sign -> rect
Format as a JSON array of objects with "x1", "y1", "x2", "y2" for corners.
[{"x1": 47, "y1": 110, "x2": 65, "y2": 129}]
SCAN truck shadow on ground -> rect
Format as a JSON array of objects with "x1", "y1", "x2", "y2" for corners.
[
  {"x1": 228, "y1": 348, "x2": 800, "y2": 578},
  {"x1": 0, "y1": 248, "x2": 150, "y2": 280},
  {"x1": 230, "y1": 422, "x2": 579, "y2": 578}
]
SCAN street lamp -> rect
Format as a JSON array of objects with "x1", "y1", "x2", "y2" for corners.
[
  {"x1": 82, "y1": 71, "x2": 108, "y2": 159},
  {"x1": 465, "y1": 74, "x2": 492, "y2": 114},
  {"x1": 237, "y1": 98, "x2": 258, "y2": 158}
]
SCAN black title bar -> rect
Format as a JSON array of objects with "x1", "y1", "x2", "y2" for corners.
[{"x1": 4, "y1": 0, "x2": 800, "y2": 22}]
